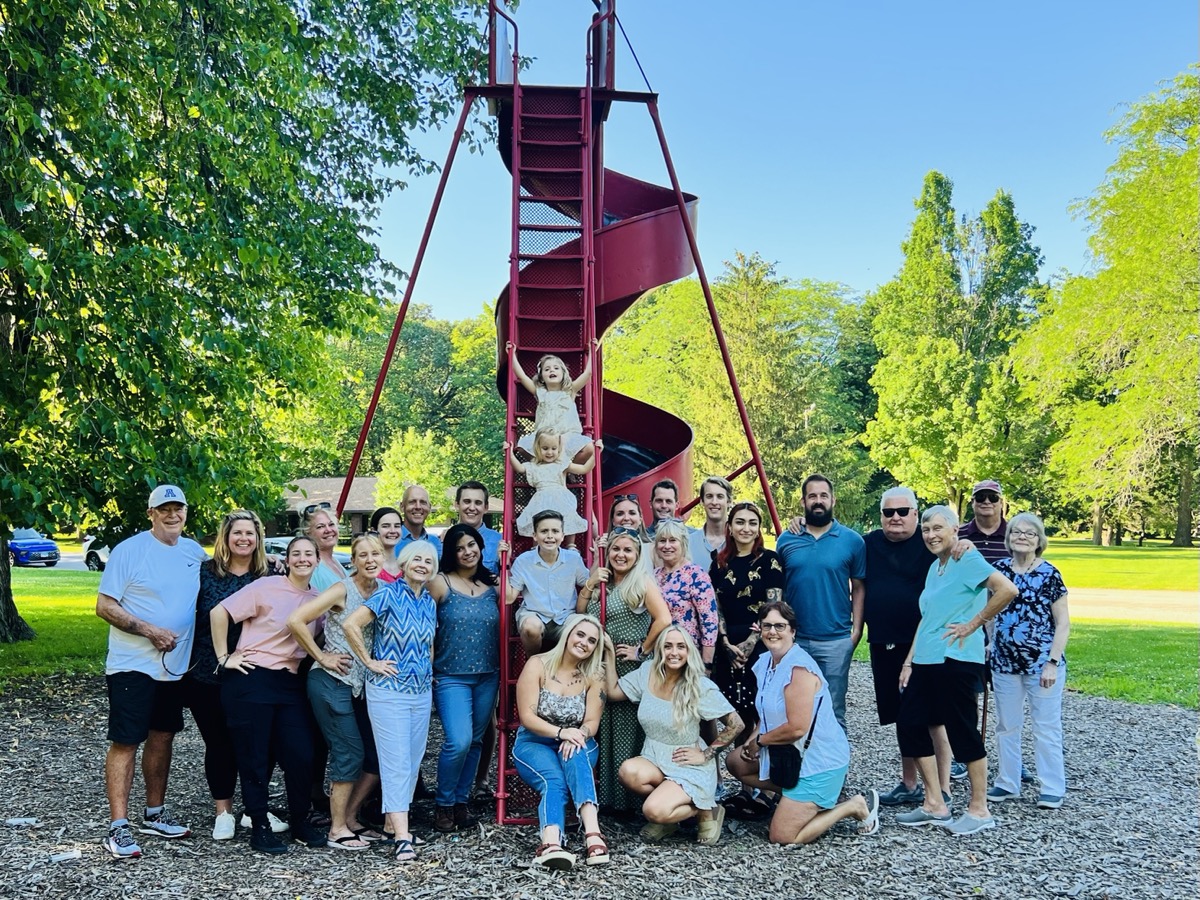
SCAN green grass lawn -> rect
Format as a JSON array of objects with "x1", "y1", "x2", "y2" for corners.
[
  {"x1": 1045, "y1": 537, "x2": 1198, "y2": 591},
  {"x1": 4, "y1": 563, "x2": 1197, "y2": 707}
]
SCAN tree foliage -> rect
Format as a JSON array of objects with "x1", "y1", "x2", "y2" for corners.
[
  {"x1": 603, "y1": 253, "x2": 879, "y2": 527},
  {"x1": 865, "y1": 172, "x2": 1048, "y2": 513},
  {"x1": 0, "y1": 0, "x2": 488, "y2": 640},
  {"x1": 1013, "y1": 68, "x2": 1199, "y2": 544}
]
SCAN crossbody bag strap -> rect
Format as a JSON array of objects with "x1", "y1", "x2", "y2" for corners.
[{"x1": 801, "y1": 696, "x2": 824, "y2": 752}]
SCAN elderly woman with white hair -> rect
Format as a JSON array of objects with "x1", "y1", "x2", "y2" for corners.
[
  {"x1": 988, "y1": 512, "x2": 1070, "y2": 810},
  {"x1": 653, "y1": 519, "x2": 720, "y2": 671},
  {"x1": 342, "y1": 540, "x2": 439, "y2": 863},
  {"x1": 895, "y1": 505, "x2": 1017, "y2": 836}
]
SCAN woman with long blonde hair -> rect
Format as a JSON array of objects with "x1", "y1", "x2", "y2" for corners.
[
  {"x1": 577, "y1": 529, "x2": 671, "y2": 813},
  {"x1": 602, "y1": 625, "x2": 743, "y2": 846}
]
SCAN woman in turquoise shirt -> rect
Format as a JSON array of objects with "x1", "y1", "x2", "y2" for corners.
[{"x1": 895, "y1": 505, "x2": 1016, "y2": 836}]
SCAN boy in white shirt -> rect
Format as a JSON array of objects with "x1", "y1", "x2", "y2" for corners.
[{"x1": 508, "y1": 511, "x2": 589, "y2": 655}]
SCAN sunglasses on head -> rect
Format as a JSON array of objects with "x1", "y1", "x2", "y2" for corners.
[
  {"x1": 973, "y1": 492, "x2": 1001, "y2": 504},
  {"x1": 612, "y1": 493, "x2": 639, "y2": 503},
  {"x1": 302, "y1": 501, "x2": 332, "y2": 516},
  {"x1": 610, "y1": 526, "x2": 642, "y2": 539},
  {"x1": 881, "y1": 507, "x2": 912, "y2": 518}
]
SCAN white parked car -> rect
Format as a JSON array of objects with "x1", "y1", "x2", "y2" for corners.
[{"x1": 83, "y1": 537, "x2": 110, "y2": 572}]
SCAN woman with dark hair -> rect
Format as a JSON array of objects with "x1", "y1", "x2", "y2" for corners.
[
  {"x1": 425, "y1": 523, "x2": 501, "y2": 833},
  {"x1": 710, "y1": 503, "x2": 784, "y2": 740},
  {"x1": 726, "y1": 601, "x2": 879, "y2": 844},
  {"x1": 211, "y1": 536, "x2": 327, "y2": 854},
  {"x1": 287, "y1": 534, "x2": 387, "y2": 850},
  {"x1": 604, "y1": 493, "x2": 651, "y2": 545},
  {"x1": 186, "y1": 509, "x2": 288, "y2": 840},
  {"x1": 369, "y1": 507, "x2": 404, "y2": 583}
]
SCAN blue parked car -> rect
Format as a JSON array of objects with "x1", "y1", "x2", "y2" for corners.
[{"x1": 9, "y1": 528, "x2": 61, "y2": 567}]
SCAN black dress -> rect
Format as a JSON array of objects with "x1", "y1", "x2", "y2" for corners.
[{"x1": 709, "y1": 549, "x2": 784, "y2": 736}]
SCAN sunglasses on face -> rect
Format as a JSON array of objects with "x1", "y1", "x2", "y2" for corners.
[
  {"x1": 302, "y1": 501, "x2": 332, "y2": 516},
  {"x1": 973, "y1": 492, "x2": 1001, "y2": 504},
  {"x1": 881, "y1": 507, "x2": 913, "y2": 518}
]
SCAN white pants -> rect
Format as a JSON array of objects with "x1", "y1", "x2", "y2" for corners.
[
  {"x1": 366, "y1": 683, "x2": 432, "y2": 814},
  {"x1": 992, "y1": 669, "x2": 1066, "y2": 796}
]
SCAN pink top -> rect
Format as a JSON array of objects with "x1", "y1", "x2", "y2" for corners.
[{"x1": 220, "y1": 575, "x2": 318, "y2": 674}]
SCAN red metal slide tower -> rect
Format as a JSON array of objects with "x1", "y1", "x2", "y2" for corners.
[{"x1": 338, "y1": 1, "x2": 780, "y2": 824}]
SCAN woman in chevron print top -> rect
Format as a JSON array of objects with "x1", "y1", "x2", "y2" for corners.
[{"x1": 343, "y1": 540, "x2": 439, "y2": 864}]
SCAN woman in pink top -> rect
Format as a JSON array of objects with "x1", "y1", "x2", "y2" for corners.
[{"x1": 210, "y1": 536, "x2": 325, "y2": 854}]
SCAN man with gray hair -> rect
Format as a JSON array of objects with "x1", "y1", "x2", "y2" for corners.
[{"x1": 863, "y1": 487, "x2": 955, "y2": 807}]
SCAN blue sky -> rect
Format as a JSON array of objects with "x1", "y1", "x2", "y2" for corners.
[{"x1": 374, "y1": 1, "x2": 1196, "y2": 322}]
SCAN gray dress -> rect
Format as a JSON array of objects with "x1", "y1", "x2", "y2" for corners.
[{"x1": 618, "y1": 662, "x2": 734, "y2": 809}]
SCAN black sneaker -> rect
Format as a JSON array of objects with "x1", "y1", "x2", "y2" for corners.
[
  {"x1": 290, "y1": 819, "x2": 326, "y2": 848},
  {"x1": 250, "y1": 823, "x2": 288, "y2": 855},
  {"x1": 104, "y1": 822, "x2": 142, "y2": 859}
]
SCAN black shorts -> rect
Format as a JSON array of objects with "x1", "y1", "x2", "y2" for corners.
[
  {"x1": 868, "y1": 642, "x2": 912, "y2": 726},
  {"x1": 896, "y1": 659, "x2": 986, "y2": 763},
  {"x1": 107, "y1": 671, "x2": 185, "y2": 745}
]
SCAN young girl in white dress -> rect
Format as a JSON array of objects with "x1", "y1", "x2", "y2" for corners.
[
  {"x1": 506, "y1": 428, "x2": 601, "y2": 538},
  {"x1": 508, "y1": 341, "x2": 598, "y2": 464}
]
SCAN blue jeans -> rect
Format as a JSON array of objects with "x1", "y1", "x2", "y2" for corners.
[
  {"x1": 797, "y1": 636, "x2": 855, "y2": 733},
  {"x1": 433, "y1": 672, "x2": 499, "y2": 806},
  {"x1": 512, "y1": 727, "x2": 599, "y2": 834}
]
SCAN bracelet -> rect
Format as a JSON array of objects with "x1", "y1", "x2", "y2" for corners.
[{"x1": 556, "y1": 727, "x2": 563, "y2": 741}]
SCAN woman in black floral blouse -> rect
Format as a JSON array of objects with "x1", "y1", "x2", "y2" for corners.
[{"x1": 709, "y1": 502, "x2": 784, "y2": 745}]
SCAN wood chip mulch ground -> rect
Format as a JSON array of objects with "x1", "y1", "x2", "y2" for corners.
[{"x1": 1, "y1": 664, "x2": 1196, "y2": 899}]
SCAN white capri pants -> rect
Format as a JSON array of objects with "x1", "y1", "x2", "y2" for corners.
[
  {"x1": 992, "y1": 668, "x2": 1066, "y2": 797},
  {"x1": 366, "y1": 682, "x2": 432, "y2": 814}
]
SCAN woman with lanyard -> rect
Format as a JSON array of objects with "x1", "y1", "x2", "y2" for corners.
[
  {"x1": 185, "y1": 509, "x2": 289, "y2": 840},
  {"x1": 286, "y1": 533, "x2": 387, "y2": 850},
  {"x1": 709, "y1": 501, "x2": 785, "y2": 819},
  {"x1": 726, "y1": 601, "x2": 880, "y2": 843},
  {"x1": 578, "y1": 528, "x2": 671, "y2": 814},
  {"x1": 369, "y1": 506, "x2": 405, "y2": 583},
  {"x1": 210, "y1": 536, "x2": 327, "y2": 854},
  {"x1": 425, "y1": 523, "x2": 502, "y2": 833},
  {"x1": 601, "y1": 625, "x2": 744, "y2": 846},
  {"x1": 342, "y1": 540, "x2": 438, "y2": 864}
]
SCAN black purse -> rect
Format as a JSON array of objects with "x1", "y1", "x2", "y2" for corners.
[{"x1": 768, "y1": 696, "x2": 823, "y2": 789}]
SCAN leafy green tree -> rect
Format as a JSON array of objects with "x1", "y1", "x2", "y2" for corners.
[
  {"x1": 603, "y1": 254, "x2": 875, "y2": 528},
  {"x1": 375, "y1": 427, "x2": 459, "y2": 518},
  {"x1": 865, "y1": 172, "x2": 1047, "y2": 514},
  {"x1": 0, "y1": 1, "x2": 488, "y2": 640},
  {"x1": 1014, "y1": 69, "x2": 1199, "y2": 545}
]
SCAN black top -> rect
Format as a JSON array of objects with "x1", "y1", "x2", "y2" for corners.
[
  {"x1": 862, "y1": 529, "x2": 934, "y2": 645},
  {"x1": 189, "y1": 560, "x2": 261, "y2": 684},
  {"x1": 710, "y1": 549, "x2": 785, "y2": 644},
  {"x1": 959, "y1": 518, "x2": 1008, "y2": 565}
]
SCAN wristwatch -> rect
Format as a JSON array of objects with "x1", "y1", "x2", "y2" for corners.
[{"x1": 1048, "y1": 657, "x2": 1061, "y2": 666}]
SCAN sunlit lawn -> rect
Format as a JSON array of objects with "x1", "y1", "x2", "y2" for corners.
[{"x1": 1044, "y1": 537, "x2": 1197, "y2": 591}]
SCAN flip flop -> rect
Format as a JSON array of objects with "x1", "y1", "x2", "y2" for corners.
[
  {"x1": 859, "y1": 789, "x2": 880, "y2": 836},
  {"x1": 327, "y1": 833, "x2": 371, "y2": 851},
  {"x1": 352, "y1": 826, "x2": 385, "y2": 843}
]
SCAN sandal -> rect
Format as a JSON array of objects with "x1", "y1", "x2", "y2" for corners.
[
  {"x1": 352, "y1": 826, "x2": 385, "y2": 843},
  {"x1": 306, "y1": 809, "x2": 332, "y2": 829},
  {"x1": 723, "y1": 791, "x2": 773, "y2": 820},
  {"x1": 327, "y1": 833, "x2": 370, "y2": 851},
  {"x1": 583, "y1": 832, "x2": 611, "y2": 866},
  {"x1": 533, "y1": 842, "x2": 575, "y2": 871},
  {"x1": 393, "y1": 838, "x2": 417, "y2": 863},
  {"x1": 858, "y1": 789, "x2": 880, "y2": 836}
]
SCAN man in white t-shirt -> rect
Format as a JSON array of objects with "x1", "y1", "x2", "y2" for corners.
[{"x1": 95, "y1": 485, "x2": 208, "y2": 859}]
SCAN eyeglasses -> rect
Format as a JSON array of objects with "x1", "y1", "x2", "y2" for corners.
[
  {"x1": 302, "y1": 501, "x2": 332, "y2": 516},
  {"x1": 973, "y1": 492, "x2": 1001, "y2": 504},
  {"x1": 759, "y1": 621, "x2": 789, "y2": 632},
  {"x1": 881, "y1": 507, "x2": 912, "y2": 518},
  {"x1": 1009, "y1": 529, "x2": 1038, "y2": 539}
]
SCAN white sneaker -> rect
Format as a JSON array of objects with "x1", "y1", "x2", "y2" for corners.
[
  {"x1": 212, "y1": 811, "x2": 236, "y2": 841},
  {"x1": 240, "y1": 811, "x2": 289, "y2": 833}
]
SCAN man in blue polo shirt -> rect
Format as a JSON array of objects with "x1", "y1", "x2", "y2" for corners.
[
  {"x1": 396, "y1": 484, "x2": 442, "y2": 557},
  {"x1": 776, "y1": 473, "x2": 866, "y2": 732}
]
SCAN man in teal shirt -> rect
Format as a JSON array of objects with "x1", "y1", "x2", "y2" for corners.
[{"x1": 775, "y1": 474, "x2": 866, "y2": 732}]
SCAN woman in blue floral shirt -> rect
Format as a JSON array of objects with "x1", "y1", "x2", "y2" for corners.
[{"x1": 989, "y1": 513, "x2": 1070, "y2": 810}]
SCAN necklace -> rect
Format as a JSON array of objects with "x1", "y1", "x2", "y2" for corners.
[
  {"x1": 549, "y1": 667, "x2": 583, "y2": 688},
  {"x1": 936, "y1": 559, "x2": 949, "y2": 576}
]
